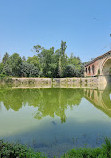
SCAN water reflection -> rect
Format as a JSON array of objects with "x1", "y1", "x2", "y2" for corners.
[
  {"x1": 0, "y1": 88, "x2": 83, "y2": 123},
  {"x1": 84, "y1": 85, "x2": 111, "y2": 117},
  {"x1": 0, "y1": 86, "x2": 111, "y2": 120},
  {"x1": 0, "y1": 86, "x2": 111, "y2": 157}
]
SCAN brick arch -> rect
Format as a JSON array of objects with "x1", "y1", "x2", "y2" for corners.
[
  {"x1": 92, "y1": 64, "x2": 95, "y2": 74},
  {"x1": 84, "y1": 51, "x2": 111, "y2": 77},
  {"x1": 101, "y1": 57, "x2": 111, "y2": 75}
]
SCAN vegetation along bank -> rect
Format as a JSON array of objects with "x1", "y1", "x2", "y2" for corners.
[
  {"x1": 0, "y1": 41, "x2": 84, "y2": 78},
  {"x1": 1, "y1": 138, "x2": 111, "y2": 158}
]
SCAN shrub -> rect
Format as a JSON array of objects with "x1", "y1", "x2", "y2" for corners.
[
  {"x1": 0, "y1": 140, "x2": 46, "y2": 158},
  {"x1": 61, "y1": 138, "x2": 111, "y2": 158}
]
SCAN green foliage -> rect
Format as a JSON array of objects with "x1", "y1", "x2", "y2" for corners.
[
  {"x1": 27, "y1": 55, "x2": 40, "y2": 68},
  {"x1": 2, "y1": 64, "x2": 12, "y2": 76},
  {"x1": 0, "y1": 63, "x2": 4, "y2": 74},
  {"x1": 2, "y1": 52, "x2": 9, "y2": 64},
  {"x1": 58, "y1": 41, "x2": 67, "y2": 77},
  {"x1": 64, "y1": 64, "x2": 75, "y2": 77},
  {"x1": 1, "y1": 138, "x2": 111, "y2": 158},
  {"x1": 0, "y1": 41, "x2": 83, "y2": 78},
  {"x1": 62, "y1": 138, "x2": 111, "y2": 158},
  {"x1": 0, "y1": 73, "x2": 7, "y2": 79},
  {"x1": 37, "y1": 47, "x2": 55, "y2": 77},
  {"x1": 0, "y1": 140, "x2": 46, "y2": 158},
  {"x1": 9, "y1": 53, "x2": 22, "y2": 76},
  {"x1": 2, "y1": 53, "x2": 22, "y2": 77},
  {"x1": 102, "y1": 137, "x2": 111, "y2": 157},
  {"x1": 67, "y1": 53, "x2": 83, "y2": 77},
  {"x1": 33, "y1": 45, "x2": 44, "y2": 53},
  {"x1": 22, "y1": 56, "x2": 26, "y2": 62},
  {"x1": 21, "y1": 62, "x2": 39, "y2": 77}
]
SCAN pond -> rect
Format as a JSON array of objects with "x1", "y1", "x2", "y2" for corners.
[{"x1": 0, "y1": 86, "x2": 111, "y2": 157}]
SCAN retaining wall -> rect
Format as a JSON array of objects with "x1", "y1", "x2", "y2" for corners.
[{"x1": 0, "y1": 76, "x2": 110, "y2": 90}]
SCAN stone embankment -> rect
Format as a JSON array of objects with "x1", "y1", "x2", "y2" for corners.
[
  {"x1": 0, "y1": 76, "x2": 110, "y2": 90},
  {"x1": 9, "y1": 76, "x2": 109, "y2": 90}
]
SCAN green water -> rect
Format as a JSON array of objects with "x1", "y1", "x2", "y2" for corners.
[{"x1": 0, "y1": 86, "x2": 111, "y2": 157}]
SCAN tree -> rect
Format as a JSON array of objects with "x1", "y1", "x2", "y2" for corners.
[
  {"x1": 41, "y1": 47, "x2": 55, "y2": 77},
  {"x1": 54, "y1": 41, "x2": 68, "y2": 77},
  {"x1": 33, "y1": 45, "x2": 56, "y2": 77},
  {"x1": 64, "y1": 64, "x2": 75, "y2": 77},
  {"x1": 33, "y1": 45, "x2": 44, "y2": 54},
  {"x1": 22, "y1": 56, "x2": 26, "y2": 62},
  {"x1": 7, "y1": 53, "x2": 22, "y2": 77},
  {"x1": 27, "y1": 55, "x2": 40, "y2": 68},
  {"x1": 58, "y1": 41, "x2": 67, "y2": 77},
  {"x1": 0, "y1": 63, "x2": 4, "y2": 74},
  {"x1": 60, "y1": 40, "x2": 67, "y2": 56},
  {"x1": 2, "y1": 52, "x2": 9, "y2": 64},
  {"x1": 2, "y1": 64, "x2": 12, "y2": 76},
  {"x1": 21, "y1": 62, "x2": 39, "y2": 77},
  {"x1": 1, "y1": 41, "x2": 83, "y2": 78},
  {"x1": 68, "y1": 53, "x2": 83, "y2": 77}
]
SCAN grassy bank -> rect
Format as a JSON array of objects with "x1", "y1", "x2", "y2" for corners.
[{"x1": 1, "y1": 138, "x2": 111, "y2": 158}]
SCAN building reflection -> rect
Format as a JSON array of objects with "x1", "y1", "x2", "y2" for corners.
[{"x1": 84, "y1": 85, "x2": 111, "y2": 117}]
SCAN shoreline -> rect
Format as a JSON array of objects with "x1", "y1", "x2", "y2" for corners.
[
  {"x1": 0, "y1": 76, "x2": 110, "y2": 90},
  {"x1": 0, "y1": 138, "x2": 111, "y2": 158}
]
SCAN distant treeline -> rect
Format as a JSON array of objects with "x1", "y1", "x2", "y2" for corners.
[{"x1": 0, "y1": 41, "x2": 84, "y2": 78}]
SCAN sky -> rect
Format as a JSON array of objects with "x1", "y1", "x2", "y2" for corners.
[{"x1": 0, "y1": 0, "x2": 111, "y2": 62}]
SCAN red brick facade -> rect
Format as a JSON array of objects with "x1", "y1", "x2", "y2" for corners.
[{"x1": 84, "y1": 51, "x2": 111, "y2": 77}]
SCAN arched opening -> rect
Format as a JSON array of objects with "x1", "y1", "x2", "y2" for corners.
[
  {"x1": 86, "y1": 68, "x2": 87, "y2": 74},
  {"x1": 102, "y1": 58, "x2": 111, "y2": 76},
  {"x1": 88, "y1": 66, "x2": 90, "y2": 74},
  {"x1": 92, "y1": 65, "x2": 95, "y2": 75}
]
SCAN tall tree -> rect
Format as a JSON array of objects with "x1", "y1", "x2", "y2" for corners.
[
  {"x1": 58, "y1": 41, "x2": 67, "y2": 77},
  {"x1": 2, "y1": 52, "x2": 9, "y2": 64}
]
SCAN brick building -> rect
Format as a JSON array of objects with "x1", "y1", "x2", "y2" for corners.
[{"x1": 84, "y1": 50, "x2": 111, "y2": 77}]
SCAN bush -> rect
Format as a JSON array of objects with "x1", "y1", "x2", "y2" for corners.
[
  {"x1": 1, "y1": 138, "x2": 111, "y2": 158},
  {"x1": 0, "y1": 140, "x2": 46, "y2": 158},
  {"x1": 61, "y1": 138, "x2": 111, "y2": 158},
  {"x1": 0, "y1": 73, "x2": 7, "y2": 79}
]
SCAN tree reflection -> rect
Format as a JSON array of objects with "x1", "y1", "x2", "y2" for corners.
[
  {"x1": 0, "y1": 88, "x2": 83, "y2": 123},
  {"x1": 0, "y1": 86, "x2": 111, "y2": 122}
]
